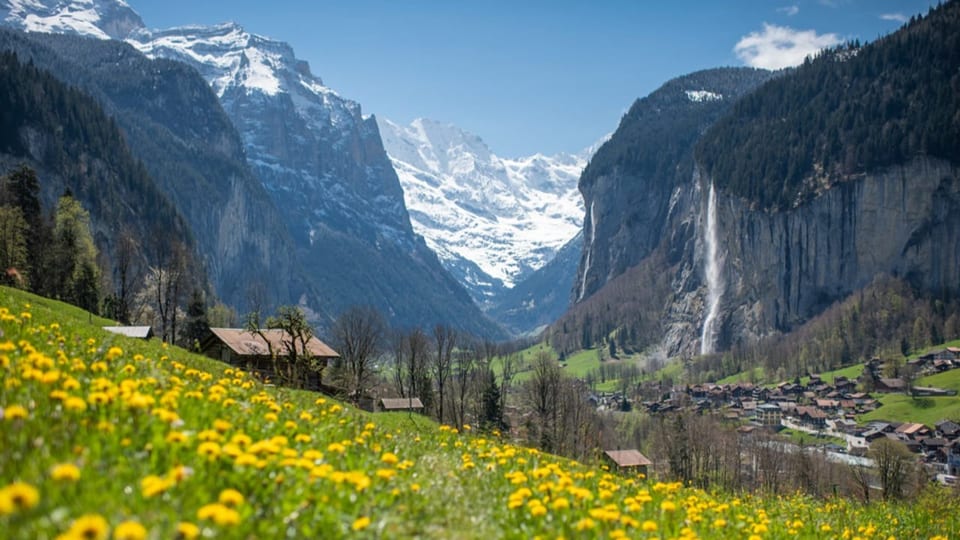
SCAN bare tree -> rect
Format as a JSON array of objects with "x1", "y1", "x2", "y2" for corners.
[
  {"x1": 451, "y1": 340, "x2": 478, "y2": 429},
  {"x1": 110, "y1": 227, "x2": 141, "y2": 324},
  {"x1": 331, "y1": 306, "x2": 386, "y2": 402},
  {"x1": 393, "y1": 328, "x2": 433, "y2": 413},
  {"x1": 431, "y1": 324, "x2": 457, "y2": 423},
  {"x1": 870, "y1": 437, "x2": 914, "y2": 500},
  {"x1": 524, "y1": 351, "x2": 562, "y2": 452}
]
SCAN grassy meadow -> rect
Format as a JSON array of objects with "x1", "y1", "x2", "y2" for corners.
[{"x1": 1, "y1": 286, "x2": 958, "y2": 539}]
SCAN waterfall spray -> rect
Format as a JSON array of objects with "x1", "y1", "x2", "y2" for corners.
[
  {"x1": 700, "y1": 183, "x2": 723, "y2": 355},
  {"x1": 577, "y1": 201, "x2": 597, "y2": 302}
]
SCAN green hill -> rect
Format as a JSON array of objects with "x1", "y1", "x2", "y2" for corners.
[{"x1": 0, "y1": 286, "x2": 956, "y2": 538}]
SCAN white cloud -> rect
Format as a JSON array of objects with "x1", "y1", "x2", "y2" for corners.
[
  {"x1": 880, "y1": 13, "x2": 908, "y2": 23},
  {"x1": 778, "y1": 5, "x2": 800, "y2": 16},
  {"x1": 734, "y1": 23, "x2": 842, "y2": 70}
]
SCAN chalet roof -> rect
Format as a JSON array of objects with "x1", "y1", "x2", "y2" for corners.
[
  {"x1": 379, "y1": 397, "x2": 424, "y2": 410},
  {"x1": 895, "y1": 422, "x2": 928, "y2": 435},
  {"x1": 936, "y1": 420, "x2": 960, "y2": 436},
  {"x1": 103, "y1": 326, "x2": 153, "y2": 339},
  {"x1": 207, "y1": 328, "x2": 338, "y2": 358},
  {"x1": 878, "y1": 378, "x2": 906, "y2": 389},
  {"x1": 797, "y1": 406, "x2": 827, "y2": 419},
  {"x1": 604, "y1": 449, "x2": 652, "y2": 468}
]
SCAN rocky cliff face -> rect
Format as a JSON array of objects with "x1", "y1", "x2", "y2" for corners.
[
  {"x1": 699, "y1": 158, "x2": 960, "y2": 353},
  {"x1": 574, "y1": 68, "x2": 775, "y2": 304}
]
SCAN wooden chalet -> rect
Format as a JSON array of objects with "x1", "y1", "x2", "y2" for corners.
[
  {"x1": 201, "y1": 328, "x2": 339, "y2": 389},
  {"x1": 604, "y1": 449, "x2": 652, "y2": 476}
]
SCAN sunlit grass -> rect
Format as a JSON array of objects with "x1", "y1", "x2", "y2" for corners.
[{"x1": 1, "y1": 286, "x2": 958, "y2": 538}]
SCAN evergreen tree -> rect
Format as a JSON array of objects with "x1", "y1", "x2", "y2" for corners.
[
  {"x1": 480, "y1": 369, "x2": 505, "y2": 432},
  {"x1": 182, "y1": 289, "x2": 209, "y2": 351},
  {"x1": 52, "y1": 195, "x2": 100, "y2": 312},
  {"x1": 0, "y1": 206, "x2": 30, "y2": 288}
]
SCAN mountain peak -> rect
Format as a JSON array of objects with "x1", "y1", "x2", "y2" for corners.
[
  {"x1": 379, "y1": 116, "x2": 590, "y2": 296},
  {"x1": 0, "y1": 0, "x2": 143, "y2": 39}
]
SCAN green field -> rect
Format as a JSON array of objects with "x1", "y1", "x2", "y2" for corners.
[{"x1": 859, "y1": 393, "x2": 960, "y2": 426}]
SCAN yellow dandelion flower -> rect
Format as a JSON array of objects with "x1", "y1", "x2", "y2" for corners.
[
  {"x1": 0, "y1": 481, "x2": 39, "y2": 514},
  {"x1": 166, "y1": 431, "x2": 189, "y2": 444},
  {"x1": 376, "y1": 468, "x2": 397, "y2": 480},
  {"x1": 4, "y1": 404, "x2": 28, "y2": 420},
  {"x1": 66, "y1": 514, "x2": 110, "y2": 540},
  {"x1": 351, "y1": 516, "x2": 371, "y2": 531},
  {"x1": 140, "y1": 475, "x2": 171, "y2": 498},
  {"x1": 105, "y1": 346, "x2": 123, "y2": 361},
  {"x1": 381, "y1": 452, "x2": 399, "y2": 465},
  {"x1": 218, "y1": 489, "x2": 244, "y2": 507},
  {"x1": 197, "y1": 442, "x2": 222, "y2": 460},
  {"x1": 50, "y1": 463, "x2": 81, "y2": 482},
  {"x1": 113, "y1": 520, "x2": 147, "y2": 540},
  {"x1": 575, "y1": 518, "x2": 596, "y2": 531},
  {"x1": 197, "y1": 503, "x2": 241, "y2": 526},
  {"x1": 176, "y1": 522, "x2": 200, "y2": 540},
  {"x1": 661, "y1": 500, "x2": 677, "y2": 512},
  {"x1": 642, "y1": 520, "x2": 658, "y2": 532}
]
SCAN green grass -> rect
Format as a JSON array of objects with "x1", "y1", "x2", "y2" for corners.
[
  {"x1": 915, "y1": 368, "x2": 960, "y2": 392},
  {"x1": 3, "y1": 285, "x2": 960, "y2": 539},
  {"x1": 717, "y1": 367, "x2": 765, "y2": 385},
  {"x1": 859, "y1": 393, "x2": 960, "y2": 426},
  {"x1": 779, "y1": 428, "x2": 846, "y2": 448}
]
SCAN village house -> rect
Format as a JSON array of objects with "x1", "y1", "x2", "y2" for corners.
[{"x1": 201, "y1": 328, "x2": 339, "y2": 391}]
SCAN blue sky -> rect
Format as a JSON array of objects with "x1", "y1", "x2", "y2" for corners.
[{"x1": 130, "y1": 1, "x2": 933, "y2": 158}]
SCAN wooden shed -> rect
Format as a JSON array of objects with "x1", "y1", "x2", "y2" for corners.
[
  {"x1": 102, "y1": 326, "x2": 154, "y2": 339},
  {"x1": 378, "y1": 397, "x2": 424, "y2": 412}
]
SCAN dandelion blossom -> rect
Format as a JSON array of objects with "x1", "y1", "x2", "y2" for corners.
[
  {"x1": 351, "y1": 516, "x2": 371, "y2": 531},
  {"x1": 113, "y1": 520, "x2": 147, "y2": 540},
  {"x1": 50, "y1": 463, "x2": 81, "y2": 482},
  {"x1": 0, "y1": 482, "x2": 38, "y2": 515}
]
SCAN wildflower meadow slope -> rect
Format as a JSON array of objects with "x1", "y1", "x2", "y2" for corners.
[{"x1": 0, "y1": 286, "x2": 957, "y2": 539}]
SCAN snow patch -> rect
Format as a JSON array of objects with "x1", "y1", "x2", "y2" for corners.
[{"x1": 685, "y1": 90, "x2": 723, "y2": 102}]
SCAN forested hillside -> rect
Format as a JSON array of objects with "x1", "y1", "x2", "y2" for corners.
[
  {"x1": 0, "y1": 50, "x2": 197, "y2": 320},
  {"x1": 699, "y1": 2, "x2": 960, "y2": 210}
]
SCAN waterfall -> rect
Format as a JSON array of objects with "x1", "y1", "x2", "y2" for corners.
[
  {"x1": 700, "y1": 183, "x2": 723, "y2": 355},
  {"x1": 577, "y1": 201, "x2": 597, "y2": 302}
]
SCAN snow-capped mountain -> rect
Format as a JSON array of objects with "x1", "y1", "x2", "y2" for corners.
[
  {"x1": 1, "y1": 0, "x2": 141, "y2": 39},
  {"x1": 0, "y1": 0, "x2": 503, "y2": 337},
  {"x1": 379, "y1": 117, "x2": 600, "y2": 302}
]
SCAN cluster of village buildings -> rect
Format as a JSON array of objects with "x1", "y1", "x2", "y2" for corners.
[{"x1": 592, "y1": 348, "x2": 960, "y2": 481}]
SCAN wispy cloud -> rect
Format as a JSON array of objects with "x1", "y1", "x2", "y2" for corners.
[
  {"x1": 880, "y1": 13, "x2": 908, "y2": 23},
  {"x1": 778, "y1": 5, "x2": 800, "y2": 16},
  {"x1": 735, "y1": 23, "x2": 842, "y2": 70}
]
